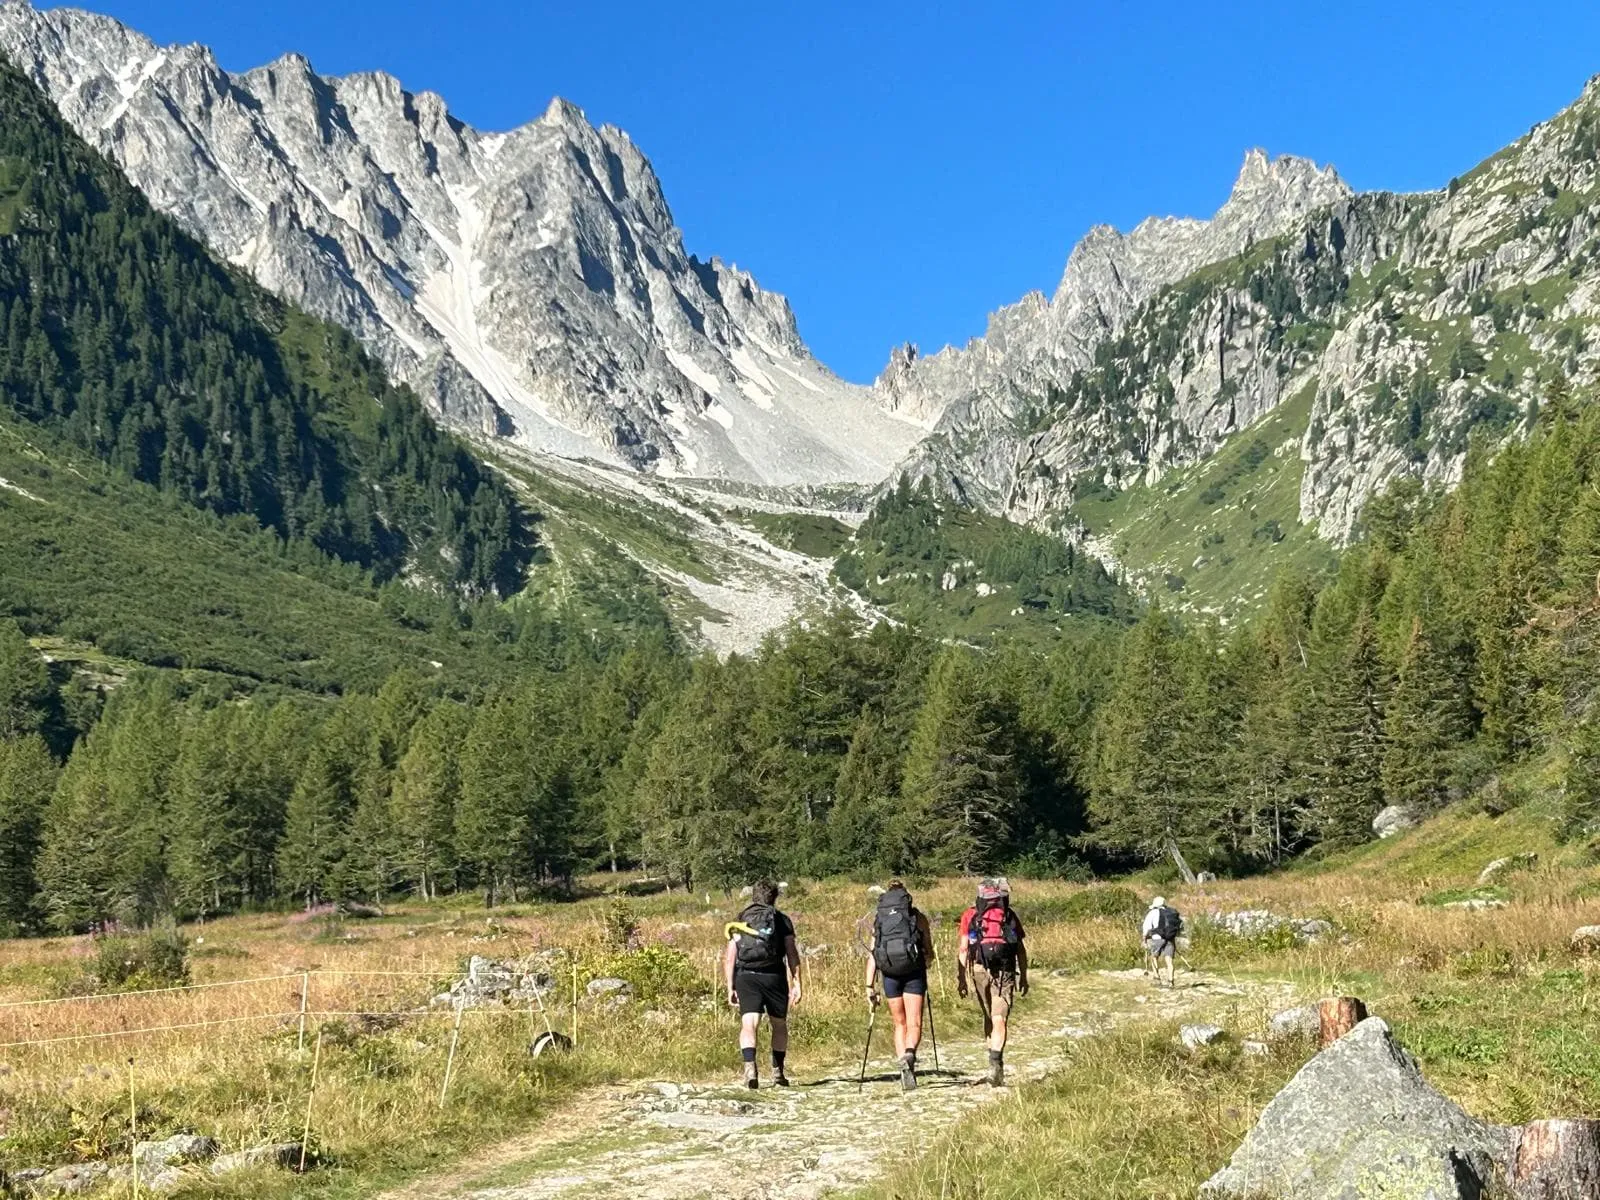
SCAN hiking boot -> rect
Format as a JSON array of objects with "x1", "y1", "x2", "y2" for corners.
[
  {"x1": 772, "y1": 1067, "x2": 790, "y2": 1088},
  {"x1": 987, "y1": 1053, "x2": 1004, "y2": 1087},
  {"x1": 899, "y1": 1055, "x2": 917, "y2": 1091},
  {"x1": 743, "y1": 1062, "x2": 758, "y2": 1090}
]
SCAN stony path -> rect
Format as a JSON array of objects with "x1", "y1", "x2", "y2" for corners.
[{"x1": 386, "y1": 969, "x2": 1293, "y2": 1200}]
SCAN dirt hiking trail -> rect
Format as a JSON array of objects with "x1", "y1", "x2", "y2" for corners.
[{"x1": 384, "y1": 969, "x2": 1294, "y2": 1200}]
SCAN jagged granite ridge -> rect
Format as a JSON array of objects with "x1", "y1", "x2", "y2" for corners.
[{"x1": 0, "y1": 0, "x2": 933, "y2": 485}]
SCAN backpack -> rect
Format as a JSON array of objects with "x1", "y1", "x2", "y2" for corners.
[
  {"x1": 734, "y1": 903, "x2": 785, "y2": 973},
  {"x1": 1154, "y1": 906, "x2": 1182, "y2": 942},
  {"x1": 872, "y1": 888, "x2": 924, "y2": 977},
  {"x1": 966, "y1": 894, "x2": 1021, "y2": 972}
]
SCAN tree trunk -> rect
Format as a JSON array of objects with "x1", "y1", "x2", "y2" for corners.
[
  {"x1": 1510, "y1": 1119, "x2": 1600, "y2": 1199},
  {"x1": 1318, "y1": 996, "x2": 1369, "y2": 1047}
]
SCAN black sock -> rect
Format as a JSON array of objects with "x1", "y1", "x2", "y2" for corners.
[
  {"x1": 741, "y1": 1047, "x2": 756, "y2": 1064},
  {"x1": 989, "y1": 1049, "x2": 1003, "y2": 1064},
  {"x1": 772, "y1": 1051, "x2": 786, "y2": 1070}
]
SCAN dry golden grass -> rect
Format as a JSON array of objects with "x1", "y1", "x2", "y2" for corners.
[
  {"x1": 0, "y1": 875, "x2": 1138, "y2": 1197},
  {"x1": 5, "y1": 801, "x2": 1598, "y2": 1200},
  {"x1": 862, "y1": 802, "x2": 1600, "y2": 1200}
]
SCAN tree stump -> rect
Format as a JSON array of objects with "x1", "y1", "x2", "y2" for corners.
[
  {"x1": 1317, "y1": 996, "x2": 1368, "y2": 1047},
  {"x1": 1510, "y1": 1118, "x2": 1600, "y2": 1199}
]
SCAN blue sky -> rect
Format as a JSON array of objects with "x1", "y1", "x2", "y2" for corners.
[{"x1": 63, "y1": 0, "x2": 1600, "y2": 382}]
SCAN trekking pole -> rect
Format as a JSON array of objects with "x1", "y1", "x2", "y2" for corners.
[
  {"x1": 856, "y1": 1004, "x2": 876, "y2": 1092},
  {"x1": 925, "y1": 992, "x2": 940, "y2": 1073}
]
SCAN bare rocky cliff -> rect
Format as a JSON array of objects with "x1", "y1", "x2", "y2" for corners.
[{"x1": 0, "y1": 0, "x2": 933, "y2": 485}]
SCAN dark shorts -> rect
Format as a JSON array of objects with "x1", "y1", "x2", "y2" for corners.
[
  {"x1": 881, "y1": 972, "x2": 927, "y2": 999},
  {"x1": 735, "y1": 971, "x2": 789, "y2": 1019}
]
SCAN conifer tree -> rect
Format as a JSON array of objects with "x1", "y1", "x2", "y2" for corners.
[
  {"x1": 276, "y1": 704, "x2": 368, "y2": 906},
  {"x1": 0, "y1": 620, "x2": 52, "y2": 739},
  {"x1": 897, "y1": 645, "x2": 1019, "y2": 873},
  {"x1": 168, "y1": 706, "x2": 245, "y2": 917},
  {"x1": 390, "y1": 701, "x2": 468, "y2": 899},
  {"x1": 1088, "y1": 605, "x2": 1196, "y2": 860},
  {"x1": 1381, "y1": 618, "x2": 1470, "y2": 814},
  {"x1": 0, "y1": 735, "x2": 56, "y2": 931},
  {"x1": 1305, "y1": 609, "x2": 1389, "y2": 845},
  {"x1": 36, "y1": 749, "x2": 120, "y2": 931},
  {"x1": 636, "y1": 657, "x2": 766, "y2": 891}
]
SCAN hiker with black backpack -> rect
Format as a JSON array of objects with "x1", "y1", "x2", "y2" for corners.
[
  {"x1": 956, "y1": 877, "x2": 1028, "y2": 1086},
  {"x1": 1141, "y1": 896, "x2": 1182, "y2": 988},
  {"x1": 864, "y1": 880, "x2": 935, "y2": 1091},
  {"x1": 723, "y1": 879, "x2": 801, "y2": 1088}
]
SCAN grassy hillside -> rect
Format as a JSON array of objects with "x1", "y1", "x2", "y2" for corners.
[
  {"x1": 0, "y1": 417, "x2": 518, "y2": 694},
  {"x1": 834, "y1": 480, "x2": 1136, "y2": 641},
  {"x1": 1069, "y1": 383, "x2": 1337, "y2": 618}
]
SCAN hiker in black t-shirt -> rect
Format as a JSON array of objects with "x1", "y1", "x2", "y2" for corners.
[
  {"x1": 722, "y1": 879, "x2": 801, "y2": 1088},
  {"x1": 865, "y1": 880, "x2": 935, "y2": 1091}
]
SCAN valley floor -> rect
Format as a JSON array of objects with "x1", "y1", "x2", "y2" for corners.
[{"x1": 380, "y1": 968, "x2": 1293, "y2": 1200}]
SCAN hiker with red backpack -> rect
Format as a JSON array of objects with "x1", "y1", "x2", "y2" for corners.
[
  {"x1": 956, "y1": 877, "x2": 1028, "y2": 1086},
  {"x1": 723, "y1": 879, "x2": 801, "y2": 1088},
  {"x1": 864, "y1": 880, "x2": 936, "y2": 1091}
]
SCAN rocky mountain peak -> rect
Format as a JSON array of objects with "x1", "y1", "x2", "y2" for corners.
[
  {"x1": 875, "y1": 144, "x2": 1350, "y2": 503},
  {"x1": 0, "y1": 0, "x2": 929, "y2": 484}
]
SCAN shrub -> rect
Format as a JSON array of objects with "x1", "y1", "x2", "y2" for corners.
[
  {"x1": 584, "y1": 945, "x2": 703, "y2": 1005},
  {"x1": 600, "y1": 898, "x2": 640, "y2": 953},
  {"x1": 90, "y1": 925, "x2": 190, "y2": 992},
  {"x1": 1027, "y1": 886, "x2": 1143, "y2": 926}
]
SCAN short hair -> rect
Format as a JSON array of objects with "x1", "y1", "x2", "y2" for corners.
[{"x1": 751, "y1": 879, "x2": 779, "y2": 906}]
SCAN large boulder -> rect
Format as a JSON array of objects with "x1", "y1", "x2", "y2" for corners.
[
  {"x1": 211, "y1": 1143, "x2": 304, "y2": 1175},
  {"x1": 1210, "y1": 910, "x2": 1331, "y2": 943},
  {"x1": 1180, "y1": 1024, "x2": 1227, "y2": 1051},
  {"x1": 433, "y1": 955, "x2": 556, "y2": 1010},
  {"x1": 1373, "y1": 805, "x2": 1418, "y2": 839},
  {"x1": 1268, "y1": 1005, "x2": 1321, "y2": 1041},
  {"x1": 1202, "y1": 1018, "x2": 1516, "y2": 1199}
]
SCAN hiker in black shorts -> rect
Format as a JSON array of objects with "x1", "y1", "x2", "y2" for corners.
[
  {"x1": 723, "y1": 879, "x2": 800, "y2": 1088},
  {"x1": 864, "y1": 880, "x2": 935, "y2": 1091}
]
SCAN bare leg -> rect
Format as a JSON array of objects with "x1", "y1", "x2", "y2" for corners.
[
  {"x1": 887, "y1": 995, "x2": 908, "y2": 1058},
  {"x1": 740, "y1": 1013, "x2": 761, "y2": 1051},
  {"x1": 769, "y1": 1017, "x2": 788, "y2": 1054},
  {"x1": 990, "y1": 1012, "x2": 1009, "y2": 1053},
  {"x1": 901, "y1": 992, "x2": 924, "y2": 1053}
]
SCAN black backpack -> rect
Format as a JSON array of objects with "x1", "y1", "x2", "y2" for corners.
[
  {"x1": 735, "y1": 903, "x2": 785, "y2": 972},
  {"x1": 873, "y1": 887, "x2": 923, "y2": 977},
  {"x1": 1155, "y1": 906, "x2": 1182, "y2": 941}
]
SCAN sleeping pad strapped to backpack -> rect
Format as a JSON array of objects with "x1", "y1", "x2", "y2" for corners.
[{"x1": 873, "y1": 887, "x2": 923, "y2": 977}]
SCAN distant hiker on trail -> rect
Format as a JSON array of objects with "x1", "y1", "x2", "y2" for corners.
[
  {"x1": 724, "y1": 879, "x2": 800, "y2": 1089},
  {"x1": 865, "y1": 880, "x2": 935, "y2": 1091},
  {"x1": 956, "y1": 876, "x2": 1027, "y2": 1086},
  {"x1": 1142, "y1": 896, "x2": 1182, "y2": 988}
]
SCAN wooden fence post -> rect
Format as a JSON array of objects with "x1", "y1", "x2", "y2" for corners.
[
  {"x1": 298, "y1": 1027, "x2": 323, "y2": 1175},
  {"x1": 1317, "y1": 996, "x2": 1369, "y2": 1047},
  {"x1": 296, "y1": 971, "x2": 310, "y2": 1053},
  {"x1": 128, "y1": 1057, "x2": 139, "y2": 1200},
  {"x1": 1510, "y1": 1118, "x2": 1600, "y2": 1199},
  {"x1": 438, "y1": 1004, "x2": 466, "y2": 1109}
]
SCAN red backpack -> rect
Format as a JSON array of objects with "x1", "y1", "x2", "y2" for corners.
[{"x1": 966, "y1": 894, "x2": 1020, "y2": 971}]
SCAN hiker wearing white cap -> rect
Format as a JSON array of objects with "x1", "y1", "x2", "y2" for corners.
[{"x1": 1141, "y1": 896, "x2": 1181, "y2": 987}]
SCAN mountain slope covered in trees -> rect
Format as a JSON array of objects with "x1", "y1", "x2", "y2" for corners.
[{"x1": 0, "y1": 58, "x2": 532, "y2": 598}]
